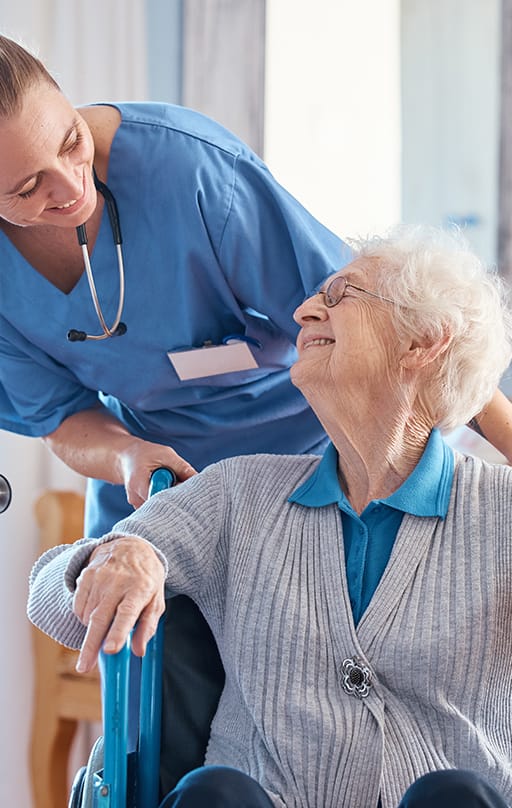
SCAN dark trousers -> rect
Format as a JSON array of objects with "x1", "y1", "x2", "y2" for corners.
[
  {"x1": 160, "y1": 768, "x2": 508, "y2": 808},
  {"x1": 159, "y1": 596, "x2": 225, "y2": 793},
  {"x1": 397, "y1": 770, "x2": 509, "y2": 807},
  {"x1": 158, "y1": 766, "x2": 274, "y2": 807}
]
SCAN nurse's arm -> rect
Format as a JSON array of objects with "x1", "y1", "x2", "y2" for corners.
[
  {"x1": 42, "y1": 406, "x2": 197, "y2": 508},
  {"x1": 469, "y1": 388, "x2": 512, "y2": 463}
]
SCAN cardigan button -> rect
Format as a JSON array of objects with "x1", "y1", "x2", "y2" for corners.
[{"x1": 341, "y1": 657, "x2": 372, "y2": 699}]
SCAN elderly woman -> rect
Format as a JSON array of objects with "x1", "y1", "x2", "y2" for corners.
[{"x1": 28, "y1": 225, "x2": 512, "y2": 808}]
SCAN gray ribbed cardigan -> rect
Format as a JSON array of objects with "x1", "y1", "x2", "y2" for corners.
[{"x1": 28, "y1": 451, "x2": 512, "y2": 808}]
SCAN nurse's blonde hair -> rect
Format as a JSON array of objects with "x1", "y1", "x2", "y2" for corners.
[{"x1": 0, "y1": 35, "x2": 60, "y2": 119}]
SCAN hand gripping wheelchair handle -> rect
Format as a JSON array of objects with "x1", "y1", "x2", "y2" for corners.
[{"x1": 97, "y1": 467, "x2": 176, "y2": 808}]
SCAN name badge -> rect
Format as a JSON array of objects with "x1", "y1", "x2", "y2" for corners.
[{"x1": 168, "y1": 340, "x2": 258, "y2": 381}]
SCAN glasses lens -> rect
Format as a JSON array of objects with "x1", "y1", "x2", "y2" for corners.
[{"x1": 325, "y1": 276, "x2": 346, "y2": 307}]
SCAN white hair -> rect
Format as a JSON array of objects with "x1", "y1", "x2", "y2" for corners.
[{"x1": 348, "y1": 224, "x2": 512, "y2": 431}]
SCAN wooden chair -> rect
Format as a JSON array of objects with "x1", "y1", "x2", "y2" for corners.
[{"x1": 30, "y1": 490, "x2": 102, "y2": 808}]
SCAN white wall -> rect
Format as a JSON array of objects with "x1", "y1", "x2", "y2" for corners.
[
  {"x1": 0, "y1": 436, "x2": 52, "y2": 808},
  {"x1": 264, "y1": 0, "x2": 402, "y2": 239}
]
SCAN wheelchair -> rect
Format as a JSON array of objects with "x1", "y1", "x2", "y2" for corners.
[{"x1": 68, "y1": 470, "x2": 224, "y2": 808}]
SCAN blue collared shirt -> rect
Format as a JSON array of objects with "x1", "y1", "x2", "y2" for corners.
[{"x1": 289, "y1": 429, "x2": 454, "y2": 623}]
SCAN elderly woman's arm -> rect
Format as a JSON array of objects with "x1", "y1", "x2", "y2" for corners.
[
  {"x1": 470, "y1": 389, "x2": 512, "y2": 463},
  {"x1": 29, "y1": 462, "x2": 227, "y2": 672}
]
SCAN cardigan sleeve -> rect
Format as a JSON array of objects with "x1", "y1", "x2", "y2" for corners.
[{"x1": 27, "y1": 461, "x2": 228, "y2": 649}]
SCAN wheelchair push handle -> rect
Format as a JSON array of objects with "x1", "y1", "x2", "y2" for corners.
[
  {"x1": 98, "y1": 466, "x2": 176, "y2": 808},
  {"x1": 148, "y1": 466, "x2": 177, "y2": 496}
]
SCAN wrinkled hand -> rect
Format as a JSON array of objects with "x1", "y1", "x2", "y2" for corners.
[
  {"x1": 73, "y1": 536, "x2": 166, "y2": 673},
  {"x1": 120, "y1": 440, "x2": 197, "y2": 509}
]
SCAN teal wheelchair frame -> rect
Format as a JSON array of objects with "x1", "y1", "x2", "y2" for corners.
[{"x1": 68, "y1": 467, "x2": 175, "y2": 808}]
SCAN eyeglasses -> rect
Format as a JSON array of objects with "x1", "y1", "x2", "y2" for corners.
[{"x1": 315, "y1": 276, "x2": 396, "y2": 308}]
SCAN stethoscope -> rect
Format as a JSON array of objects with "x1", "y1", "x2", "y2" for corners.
[
  {"x1": 0, "y1": 474, "x2": 11, "y2": 513},
  {"x1": 67, "y1": 170, "x2": 127, "y2": 342}
]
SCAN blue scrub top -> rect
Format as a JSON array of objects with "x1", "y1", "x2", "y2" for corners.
[
  {"x1": 289, "y1": 430, "x2": 454, "y2": 623},
  {"x1": 0, "y1": 103, "x2": 351, "y2": 533}
]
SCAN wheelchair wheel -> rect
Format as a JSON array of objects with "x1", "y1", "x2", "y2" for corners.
[{"x1": 68, "y1": 765, "x2": 86, "y2": 808}]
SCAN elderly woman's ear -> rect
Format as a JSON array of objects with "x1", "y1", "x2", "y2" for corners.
[{"x1": 399, "y1": 330, "x2": 453, "y2": 371}]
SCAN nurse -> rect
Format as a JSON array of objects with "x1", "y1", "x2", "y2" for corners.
[{"x1": 1, "y1": 35, "x2": 512, "y2": 787}]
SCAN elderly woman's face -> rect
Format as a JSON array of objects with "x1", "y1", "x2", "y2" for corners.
[
  {"x1": 291, "y1": 257, "x2": 402, "y2": 402},
  {"x1": 0, "y1": 82, "x2": 96, "y2": 228}
]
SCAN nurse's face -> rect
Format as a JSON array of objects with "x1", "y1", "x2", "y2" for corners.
[{"x1": 0, "y1": 81, "x2": 97, "y2": 228}]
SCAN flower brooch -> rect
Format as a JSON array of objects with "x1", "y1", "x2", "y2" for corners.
[{"x1": 341, "y1": 657, "x2": 372, "y2": 699}]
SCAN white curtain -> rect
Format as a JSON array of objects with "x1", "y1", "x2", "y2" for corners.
[
  {"x1": 2, "y1": 0, "x2": 148, "y2": 103},
  {"x1": 182, "y1": 0, "x2": 265, "y2": 154},
  {"x1": 44, "y1": 0, "x2": 148, "y2": 104},
  {"x1": 0, "y1": 3, "x2": 148, "y2": 805}
]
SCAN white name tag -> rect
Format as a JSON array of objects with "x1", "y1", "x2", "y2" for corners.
[{"x1": 168, "y1": 340, "x2": 259, "y2": 381}]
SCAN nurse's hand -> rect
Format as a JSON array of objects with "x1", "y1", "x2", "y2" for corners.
[
  {"x1": 44, "y1": 407, "x2": 197, "y2": 507},
  {"x1": 73, "y1": 536, "x2": 165, "y2": 673},
  {"x1": 119, "y1": 439, "x2": 197, "y2": 509},
  {"x1": 119, "y1": 438, "x2": 197, "y2": 508},
  {"x1": 469, "y1": 389, "x2": 512, "y2": 465}
]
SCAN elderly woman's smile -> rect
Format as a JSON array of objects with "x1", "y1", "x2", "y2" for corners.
[
  {"x1": 302, "y1": 335, "x2": 335, "y2": 349},
  {"x1": 291, "y1": 260, "x2": 399, "y2": 407}
]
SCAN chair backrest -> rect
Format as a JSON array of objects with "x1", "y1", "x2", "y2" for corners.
[{"x1": 31, "y1": 490, "x2": 102, "y2": 808}]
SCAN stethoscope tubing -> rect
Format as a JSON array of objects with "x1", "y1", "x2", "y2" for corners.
[
  {"x1": 67, "y1": 170, "x2": 127, "y2": 342},
  {"x1": 79, "y1": 241, "x2": 125, "y2": 339}
]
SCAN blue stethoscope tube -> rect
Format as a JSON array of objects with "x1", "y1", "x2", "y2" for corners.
[{"x1": 67, "y1": 170, "x2": 127, "y2": 342}]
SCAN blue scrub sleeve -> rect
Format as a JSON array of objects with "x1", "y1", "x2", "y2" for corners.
[
  {"x1": 217, "y1": 152, "x2": 353, "y2": 339},
  {"x1": 0, "y1": 330, "x2": 99, "y2": 437}
]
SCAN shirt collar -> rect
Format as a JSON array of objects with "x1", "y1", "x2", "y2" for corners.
[{"x1": 289, "y1": 429, "x2": 454, "y2": 518}]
